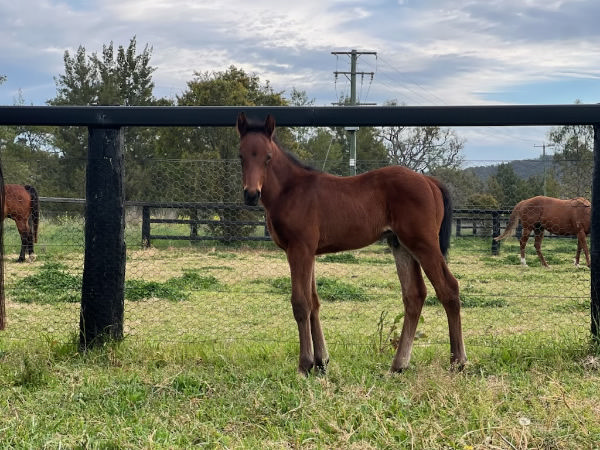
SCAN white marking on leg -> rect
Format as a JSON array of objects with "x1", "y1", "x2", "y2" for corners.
[{"x1": 520, "y1": 257, "x2": 527, "y2": 266}]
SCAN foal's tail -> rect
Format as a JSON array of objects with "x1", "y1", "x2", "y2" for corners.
[
  {"x1": 494, "y1": 203, "x2": 521, "y2": 242},
  {"x1": 24, "y1": 185, "x2": 39, "y2": 243},
  {"x1": 437, "y1": 182, "x2": 453, "y2": 258}
]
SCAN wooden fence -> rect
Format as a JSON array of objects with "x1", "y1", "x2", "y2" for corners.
[{"x1": 39, "y1": 199, "x2": 577, "y2": 256}]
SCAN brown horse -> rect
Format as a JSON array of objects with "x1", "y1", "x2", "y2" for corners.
[
  {"x1": 494, "y1": 195, "x2": 590, "y2": 267},
  {"x1": 236, "y1": 113, "x2": 466, "y2": 375},
  {"x1": 2, "y1": 184, "x2": 40, "y2": 262}
]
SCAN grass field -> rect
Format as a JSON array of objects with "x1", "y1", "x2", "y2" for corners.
[{"x1": 0, "y1": 220, "x2": 599, "y2": 448}]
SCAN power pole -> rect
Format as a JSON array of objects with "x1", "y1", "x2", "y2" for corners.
[
  {"x1": 332, "y1": 49, "x2": 377, "y2": 175},
  {"x1": 534, "y1": 142, "x2": 555, "y2": 196}
]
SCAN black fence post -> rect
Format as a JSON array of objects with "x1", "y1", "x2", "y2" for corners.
[
  {"x1": 491, "y1": 211, "x2": 501, "y2": 255},
  {"x1": 591, "y1": 124, "x2": 600, "y2": 341},
  {"x1": 142, "y1": 205, "x2": 150, "y2": 248},
  {"x1": 80, "y1": 126, "x2": 126, "y2": 350},
  {"x1": 190, "y1": 208, "x2": 199, "y2": 243}
]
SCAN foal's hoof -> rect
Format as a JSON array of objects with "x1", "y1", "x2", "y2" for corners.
[
  {"x1": 450, "y1": 361, "x2": 467, "y2": 372},
  {"x1": 390, "y1": 362, "x2": 410, "y2": 373},
  {"x1": 315, "y1": 359, "x2": 329, "y2": 375},
  {"x1": 450, "y1": 356, "x2": 467, "y2": 372},
  {"x1": 298, "y1": 357, "x2": 329, "y2": 377}
]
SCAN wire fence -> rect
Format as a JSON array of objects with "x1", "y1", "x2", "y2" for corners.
[{"x1": 0, "y1": 153, "x2": 593, "y2": 353}]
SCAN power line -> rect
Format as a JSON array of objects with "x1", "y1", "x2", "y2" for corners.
[{"x1": 369, "y1": 55, "x2": 543, "y2": 147}]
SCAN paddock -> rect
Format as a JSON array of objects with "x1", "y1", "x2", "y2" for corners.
[{"x1": 0, "y1": 105, "x2": 599, "y2": 446}]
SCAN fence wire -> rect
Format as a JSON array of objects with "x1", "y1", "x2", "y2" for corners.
[{"x1": 0, "y1": 153, "x2": 593, "y2": 353}]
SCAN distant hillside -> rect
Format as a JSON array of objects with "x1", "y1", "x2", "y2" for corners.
[{"x1": 466, "y1": 156, "x2": 552, "y2": 181}]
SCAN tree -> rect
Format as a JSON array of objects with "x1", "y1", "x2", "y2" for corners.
[
  {"x1": 486, "y1": 163, "x2": 534, "y2": 208},
  {"x1": 51, "y1": 36, "x2": 155, "y2": 107},
  {"x1": 430, "y1": 167, "x2": 484, "y2": 208},
  {"x1": 374, "y1": 101, "x2": 465, "y2": 173},
  {"x1": 47, "y1": 36, "x2": 159, "y2": 198},
  {"x1": 0, "y1": 80, "x2": 61, "y2": 194},
  {"x1": 171, "y1": 66, "x2": 290, "y2": 240},
  {"x1": 378, "y1": 125, "x2": 464, "y2": 173},
  {"x1": 548, "y1": 123, "x2": 593, "y2": 198}
]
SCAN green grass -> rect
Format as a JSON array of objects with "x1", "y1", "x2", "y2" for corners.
[
  {"x1": 1, "y1": 227, "x2": 599, "y2": 448},
  {"x1": 11, "y1": 263, "x2": 221, "y2": 303}
]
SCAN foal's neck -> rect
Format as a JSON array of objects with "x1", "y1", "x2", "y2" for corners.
[{"x1": 262, "y1": 146, "x2": 312, "y2": 207}]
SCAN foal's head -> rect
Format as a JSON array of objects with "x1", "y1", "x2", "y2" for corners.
[{"x1": 236, "y1": 113, "x2": 276, "y2": 206}]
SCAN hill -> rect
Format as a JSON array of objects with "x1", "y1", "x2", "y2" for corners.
[{"x1": 466, "y1": 156, "x2": 552, "y2": 181}]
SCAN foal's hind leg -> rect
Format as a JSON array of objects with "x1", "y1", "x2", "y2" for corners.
[
  {"x1": 533, "y1": 227, "x2": 548, "y2": 267},
  {"x1": 26, "y1": 216, "x2": 36, "y2": 262},
  {"x1": 412, "y1": 242, "x2": 467, "y2": 370},
  {"x1": 389, "y1": 243, "x2": 427, "y2": 372},
  {"x1": 15, "y1": 218, "x2": 30, "y2": 263}
]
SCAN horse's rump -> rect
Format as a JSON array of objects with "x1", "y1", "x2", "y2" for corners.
[{"x1": 24, "y1": 185, "x2": 39, "y2": 242}]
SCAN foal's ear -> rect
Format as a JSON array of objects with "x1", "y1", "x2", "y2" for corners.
[
  {"x1": 264, "y1": 114, "x2": 276, "y2": 140},
  {"x1": 236, "y1": 112, "x2": 248, "y2": 137}
]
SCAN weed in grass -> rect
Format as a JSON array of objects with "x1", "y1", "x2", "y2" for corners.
[
  {"x1": 13, "y1": 355, "x2": 49, "y2": 388},
  {"x1": 374, "y1": 310, "x2": 427, "y2": 353},
  {"x1": 208, "y1": 251, "x2": 239, "y2": 259},
  {"x1": 12, "y1": 262, "x2": 81, "y2": 303},
  {"x1": 126, "y1": 272, "x2": 222, "y2": 301},
  {"x1": 165, "y1": 271, "x2": 221, "y2": 291},
  {"x1": 125, "y1": 279, "x2": 184, "y2": 301},
  {"x1": 266, "y1": 276, "x2": 368, "y2": 301},
  {"x1": 318, "y1": 253, "x2": 360, "y2": 264},
  {"x1": 199, "y1": 265, "x2": 234, "y2": 271},
  {"x1": 267, "y1": 276, "x2": 290, "y2": 294},
  {"x1": 425, "y1": 294, "x2": 508, "y2": 308},
  {"x1": 316, "y1": 278, "x2": 368, "y2": 301},
  {"x1": 12, "y1": 263, "x2": 221, "y2": 303},
  {"x1": 171, "y1": 372, "x2": 212, "y2": 396}
]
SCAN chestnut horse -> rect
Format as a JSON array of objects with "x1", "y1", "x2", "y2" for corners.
[
  {"x1": 236, "y1": 113, "x2": 466, "y2": 375},
  {"x1": 494, "y1": 195, "x2": 590, "y2": 267},
  {"x1": 2, "y1": 184, "x2": 40, "y2": 262}
]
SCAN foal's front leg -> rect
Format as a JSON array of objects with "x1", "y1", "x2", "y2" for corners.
[
  {"x1": 310, "y1": 265, "x2": 329, "y2": 373},
  {"x1": 287, "y1": 247, "x2": 317, "y2": 375}
]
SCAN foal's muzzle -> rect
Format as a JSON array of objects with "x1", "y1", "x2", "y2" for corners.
[{"x1": 243, "y1": 189, "x2": 261, "y2": 206}]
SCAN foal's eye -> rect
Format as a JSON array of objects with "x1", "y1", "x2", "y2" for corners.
[{"x1": 265, "y1": 154, "x2": 272, "y2": 166}]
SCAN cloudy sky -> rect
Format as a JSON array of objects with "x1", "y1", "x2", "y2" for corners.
[{"x1": 2, "y1": 0, "x2": 600, "y2": 165}]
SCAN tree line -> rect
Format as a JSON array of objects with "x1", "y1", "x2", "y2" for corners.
[{"x1": 0, "y1": 37, "x2": 593, "y2": 211}]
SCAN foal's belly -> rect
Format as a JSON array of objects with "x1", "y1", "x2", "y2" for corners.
[{"x1": 316, "y1": 229, "x2": 382, "y2": 255}]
